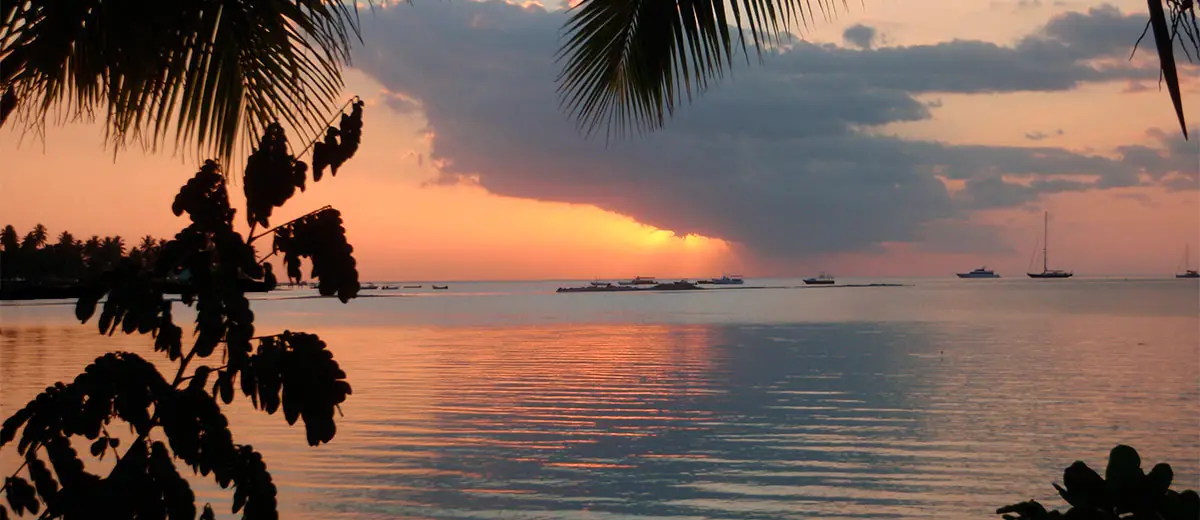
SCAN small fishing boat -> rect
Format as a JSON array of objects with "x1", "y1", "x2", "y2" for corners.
[
  {"x1": 432, "y1": 285, "x2": 449, "y2": 290},
  {"x1": 403, "y1": 285, "x2": 422, "y2": 289},
  {"x1": 803, "y1": 273, "x2": 835, "y2": 285},
  {"x1": 361, "y1": 283, "x2": 379, "y2": 290}
]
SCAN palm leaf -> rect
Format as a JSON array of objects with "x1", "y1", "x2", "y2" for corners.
[
  {"x1": 1146, "y1": 0, "x2": 1195, "y2": 140},
  {"x1": 560, "y1": 0, "x2": 1199, "y2": 140},
  {"x1": 556, "y1": 0, "x2": 840, "y2": 138},
  {"x1": 0, "y1": 0, "x2": 364, "y2": 163}
]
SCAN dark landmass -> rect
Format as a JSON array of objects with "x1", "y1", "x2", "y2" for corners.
[{"x1": 1, "y1": 279, "x2": 273, "y2": 301}]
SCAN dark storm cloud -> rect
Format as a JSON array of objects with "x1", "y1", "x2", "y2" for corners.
[
  {"x1": 353, "y1": 2, "x2": 1193, "y2": 259},
  {"x1": 1116, "y1": 128, "x2": 1200, "y2": 189},
  {"x1": 843, "y1": 24, "x2": 877, "y2": 49}
]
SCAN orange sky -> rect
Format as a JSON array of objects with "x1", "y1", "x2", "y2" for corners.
[{"x1": 1, "y1": 0, "x2": 1197, "y2": 280}]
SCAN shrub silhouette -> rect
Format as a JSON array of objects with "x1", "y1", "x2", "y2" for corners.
[
  {"x1": 1, "y1": 100, "x2": 366, "y2": 519},
  {"x1": 998, "y1": 444, "x2": 1199, "y2": 520}
]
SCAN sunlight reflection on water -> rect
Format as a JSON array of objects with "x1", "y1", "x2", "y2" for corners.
[{"x1": 1, "y1": 279, "x2": 1197, "y2": 519}]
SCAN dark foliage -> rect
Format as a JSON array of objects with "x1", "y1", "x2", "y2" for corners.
[
  {"x1": 244, "y1": 123, "x2": 309, "y2": 229},
  {"x1": 0, "y1": 225, "x2": 159, "y2": 284},
  {"x1": 997, "y1": 445, "x2": 1199, "y2": 520},
  {"x1": 0, "y1": 0, "x2": 364, "y2": 163},
  {"x1": 1137, "y1": 0, "x2": 1199, "y2": 139},
  {"x1": 273, "y1": 208, "x2": 359, "y2": 303},
  {"x1": 312, "y1": 99, "x2": 365, "y2": 181},
  {"x1": 1, "y1": 103, "x2": 366, "y2": 519},
  {"x1": 557, "y1": 0, "x2": 1199, "y2": 140}
]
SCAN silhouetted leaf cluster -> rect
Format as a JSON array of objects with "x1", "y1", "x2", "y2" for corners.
[
  {"x1": 75, "y1": 260, "x2": 165, "y2": 337},
  {"x1": 2, "y1": 117, "x2": 365, "y2": 518},
  {"x1": 997, "y1": 445, "x2": 1199, "y2": 520},
  {"x1": 172, "y1": 161, "x2": 236, "y2": 228},
  {"x1": 273, "y1": 208, "x2": 359, "y2": 302},
  {"x1": 239, "y1": 332, "x2": 352, "y2": 446},
  {"x1": 312, "y1": 99, "x2": 365, "y2": 181},
  {"x1": 244, "y1": 123, "x2": 309, "y2": 229}
]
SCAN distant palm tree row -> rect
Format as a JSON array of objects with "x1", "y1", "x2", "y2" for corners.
[{"x1": 0, "y1": 223, "x2": 164, "y2": 283}]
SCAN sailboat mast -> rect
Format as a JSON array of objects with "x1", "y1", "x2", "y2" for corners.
[{"x1": 1043, "y1": 211, "x2": 1048, "y2": 272}]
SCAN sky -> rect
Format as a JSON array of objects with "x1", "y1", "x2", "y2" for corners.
[{"x1": 1, "y1": 0, "x2": 1198, "y2": 280}]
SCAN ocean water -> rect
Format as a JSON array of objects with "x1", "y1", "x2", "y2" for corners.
[{"x1": 1, "y1": 277, "x2": 1197, "y2": 519}]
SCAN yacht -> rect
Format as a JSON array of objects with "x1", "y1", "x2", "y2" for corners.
[
  {"x1": 957, "y1": 267, "x2": 1000, "y2": 279},
  {"x1": 1177, "y1": 245, "x2": 1199, "y2": 279},
  {"x1": 1027, "y1": 211, "x2": 1073, "y2": 279},
  {"x1": 699, "y1": 274, "x2": 744, "y2": 285},
  {"x1": 803, "y1": 273, "x2": 835, "y2": 285}
]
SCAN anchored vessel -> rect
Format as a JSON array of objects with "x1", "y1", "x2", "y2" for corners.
[
  {"x1": 1027, "y1": 212, "x2": 1073, "y2": 279},
  {"x1": 957, "y1": 267, "x2": 1000, "y2": 279},
  {"x1": 618, "y1": 276, "x2": 658, "y2": 286},
  {"x1": 803, "y1": 273, "x2": 835, "y2": 285},
  {"x1": 1177, "y1": 245, "x2": 1199, "y2": 279}
]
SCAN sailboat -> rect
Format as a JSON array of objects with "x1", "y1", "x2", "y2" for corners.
[
  {"x1": 1177, "y1": 245, "x2": 1199, "y2": 278},
  {"x1": 1027, "y1": 211, "x2": 1073, "y2": 279}
]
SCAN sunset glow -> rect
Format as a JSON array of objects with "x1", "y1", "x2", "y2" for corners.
[{"x1": 1, "y1": 0, "x2": 1197, "y2": 280}]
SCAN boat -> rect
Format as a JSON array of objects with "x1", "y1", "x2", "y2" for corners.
[
  {"x1": 803, "y1": 273, "x2": 835, "y2": 285},
  {"x1": 654, "y1": 280, "x2": 703, "y2": 290},
  {"x1": 381, "y1": 285, "x2": 398, "y2": 290},
  {"x1": 590, "y1": 281, "x2": 613, "y2": 287},
  {"x1": 403, "y1": 285, "x2": 422, "y2": 289},
  {"x1": 360, "y1": 283, "x2": 379, "y2": 290},
  {"x1": 432, "y1": 285, "x2": 449, "y2": 290},
  {"x1": 699, "y1": 274, "x2": 745, "y2": 285},
  {"x1": 617, "y1": 276, "x2": 657, "y2": 286},
  {"x1": 558, "y1": 285, "x2": 640, "y2": 293},
  {"x1": 1027, "y1": 211, "x2": 1073, "y2": 279},
  {"x1": 557, "y1": 280, "x2": 703, "y2": 293},
  {"x1": 1177, "y1": 245, "x2": 1199, "y2": 278},
  {"x1": 957, "y1": 267, "x2": 1000, "y2": 279}
]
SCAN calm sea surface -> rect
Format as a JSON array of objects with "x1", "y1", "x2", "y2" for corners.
[{"x1": 2, "y1": 277, "x2": 1198, "y2": 519}]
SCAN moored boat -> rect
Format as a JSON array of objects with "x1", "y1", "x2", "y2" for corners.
[
  {"x1": 957, "y1": 267, "x2": 1000, "y2": 279},
  {"x1": 1027, "y1": 211, "x2": 1073, "y2": 279},
  {"x1": 557, "y1": 280, "x2": 702, "y2": 293},
  {"x1": 700, "y1": 274, "x2": 744, "y2": 285},
  {"x1": 803, "y1": 273, "x2": 835, "y2": 285},
  {"x1": 618, "y1": 276, "x2": 657, "y2": 285},
  {"x1": 1176, "y1": 245, "x2": 1199, "y2": 279}
]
